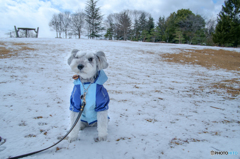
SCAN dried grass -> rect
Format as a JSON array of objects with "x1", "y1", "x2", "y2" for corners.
[
  {"x1": 161, "y1": 49, "x2": 240, "y2": 71},
  {"x1": 161, "y1": 49, "x2": 240, "y2": 98},
  {"x1": 0, "y1": 47, "x2": 12, "y2": 58},
  {"x1": 211, "y1": 78, "x2": 240, "y2": 97},
  {"x1": 169, "y1": 137, "x2": 207, "y2": 148},
  {"x1": 0, "y1": 42, "x2": 36, "y2": 59},
  {"x1": 12, "y1": 42, "x2": 31, "y2": 46},
  {"x1": 138, "y1": 50, "x2": 155, "y2": 54}
]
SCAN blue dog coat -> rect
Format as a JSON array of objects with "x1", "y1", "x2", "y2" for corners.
[{"x1": 69, "y1": 70, "x2": 110, "y2": 125}]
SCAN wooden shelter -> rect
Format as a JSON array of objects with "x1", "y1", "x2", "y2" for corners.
[{"x1": 14, "y1": 26, "x2": 39, "y2": 38}]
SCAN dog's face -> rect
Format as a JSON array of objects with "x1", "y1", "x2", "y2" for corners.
[{"x1": 68, "y1": 49, "x2": 108, "y2": 79}]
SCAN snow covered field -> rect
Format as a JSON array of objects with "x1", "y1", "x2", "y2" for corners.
[{"x1": 0, "y1": 38, "x2": 240, "y2": 159}]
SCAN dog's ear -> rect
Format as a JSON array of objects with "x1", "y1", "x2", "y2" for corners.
[
  {"x1": 71, "y1": 49, "x2": 79, "y2": 55},
  {"x1": 68, "y1": 49, "x2": 79, "y2": 65},
  {"x1": 96, "y1": 51, "x2": 108, "y2": 70}
]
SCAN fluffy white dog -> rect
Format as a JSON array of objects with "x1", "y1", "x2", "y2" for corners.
[{"x1": 67, "y1": 49, "x2": 110, "y2": 142}]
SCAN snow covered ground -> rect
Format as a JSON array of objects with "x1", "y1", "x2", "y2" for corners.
[{"x1": 0, "y1": 38, "x2": 240, "y2": 159}]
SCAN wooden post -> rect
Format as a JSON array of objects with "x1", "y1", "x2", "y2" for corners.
[
  {"x1": 14, "y1": 26, "x2": 19, "y2": 37},
  {"x1": 36, "y1": 27, "x2": 39, "y2": 38}
]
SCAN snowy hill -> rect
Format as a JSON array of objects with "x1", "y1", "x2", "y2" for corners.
[{"x1": 0, "y1": 38, "x2": 239, "y2": 159}]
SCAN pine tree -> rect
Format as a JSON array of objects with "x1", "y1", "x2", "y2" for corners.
[
  {"x1": 145, "y1": 16, "x2": 154, "y2": 42},
  {"x1": 157, "y1": 16, "x2": 167, "y2": 41},
  {"x1": 212, "y1": 14, "x2": 231, "y2": 46},
  {"x1": 133, "y1": 19, "x2": 140, "y2": 41},
  {"x1": 147, "y1": 16, "x2": 154, "y2": 33},
  {"x1": 141, "y1": 30, "x2": 148, "y2": 42},
  {"x1": 149, "y1": 28, "x2": 159, "y2": 42},
  {"x1": 212, "y1": 0, "x2": 240, "y2": 46},
  {"x1": 165, "y1": 12, "x2": 176, "y2": 43},
  {"x1": 85, "y1": 0, "x2": 103, "y2": 39},
  {"x1": 174, "y1": 29, "x2": 184, "y2": 44},
  {"x1": 139, "y1": 13, "x2": 147, "y2": 32},
  {"x1": 104, "y1": 28, "x2": 113, "y2": 40}
]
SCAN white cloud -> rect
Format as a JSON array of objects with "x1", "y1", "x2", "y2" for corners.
[
  {"x1": 99, "y1": 0, "x2": 224, "y2": 21},
  {"x1": 0, "y1": 0, "x2": 224, "y2": 38},
  {"x1": 51, "y1": 0, "x2": 85, "y2": 12}
]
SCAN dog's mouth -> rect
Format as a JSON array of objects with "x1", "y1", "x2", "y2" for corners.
[{"x1": 78, "y1": 69, "x2": 86, "y2": 74}]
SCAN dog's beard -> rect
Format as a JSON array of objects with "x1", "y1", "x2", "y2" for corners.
[
  {"x1": 79, "y1": 70, "x2": 96, "y2": 79},
  {"x1": 79, "y1": 62, "x2": 97, "y2": 79},
  {"x1": 79, "y1": 69, "x2": 97, "y2": 83}
]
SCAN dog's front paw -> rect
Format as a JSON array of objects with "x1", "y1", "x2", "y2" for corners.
[
  {"x1": 68, "y1": 135, "x2": 78, "y2": 143},
  {"x1": 94, "y1": 135, "x2": 107, "y2": 142}
]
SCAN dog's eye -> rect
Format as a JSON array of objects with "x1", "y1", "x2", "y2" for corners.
[{"x1": 88, "y1": 58, "x2": 93, "y2": 62}]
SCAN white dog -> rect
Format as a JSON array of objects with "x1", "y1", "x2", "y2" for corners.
[{"x1": 67, "y1": 49, "x2": 110, "y2": 142}]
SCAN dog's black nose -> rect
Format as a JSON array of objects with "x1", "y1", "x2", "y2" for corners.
[{"x1": 78, "y1": 64, "x2": 84, "y2": 70}]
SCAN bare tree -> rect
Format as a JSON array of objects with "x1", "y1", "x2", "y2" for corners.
[
  {"x1": 104, "y1": 9, "x2": 151, "y2": 41},
  {"x1": 57, "y1": 13, "x2": 64, "y2": 38},
  {"x1": 129, "y1": 10, "x2": 150, "y2": 22},
  {"x1": 123, "y1": 9, "x2": 141, "y2": 40},
  {"x1": 49, "y1": 14, "x2": 60, "y2": 38},
  {"x1": 178, "y1": 14, "x2": 205, "y2": 44},
  {"x1": 205, "y1": 18, "x2": 216, "y2": 36},
  {"x1": 104, "y1": 14, "x2": 115, "y2": 40},
  {"x1": 112, "y1": 13, "x2": 122, "y2": 40},
  {"x1": 119, "y1": 11, "x2": 131, "y2": 40},
  {"x1": 62, "y1": 11, "x2": 71, "y2": 38},
  {"x1": 104, "y1": 13, "x2": 121, "y2": 40},
  {"x1": 5, "y1": 30, "x2": 16, "y2": 38},
  {"x1": 204, "y1": 18, "x2": 216, "y2": 45},
  {"x1": 71, "y1": 11, "x2": 85, "y2": 39}
]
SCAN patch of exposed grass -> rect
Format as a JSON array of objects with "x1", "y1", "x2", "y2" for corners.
[
  {"x1": 138, "y1": 50, "x2": 155, "y2": 54},
  {"x1": 0, "y1": 47, "x2": 12, "y2": 58},
  {"x1": 169, "y1": 137, "x2": 207, "y2": 148},
  {"x1": 201, "y1": 78, "x2": 240, "y2": 98},
  {"x1": 116, "y1": 137, "x2": 131, "y2": 141},
  {"x1": 0, "y1": 42, "x2": 36, "y2": 59},
  {"x1": 211, "y1": 78, "x2": 240, "y2": 97},
  {"x1": 211, "y1": 120, "x2": 240, "y2": 124},
  {"x1": 24, "y1": 134, "x2": 36, "y2": 138},
  {"x1": 198, "y1": 131, "x2": 221, "y2": 136},
  {"x1": 161, "y1": 49, "x2": 240, "y2": 71},
  {"x1": 161, "y1": 49, "x2": 240, "y2": 98},
  {"x1": 12, "y1": 42, "x2": 31, "y2": 46}
]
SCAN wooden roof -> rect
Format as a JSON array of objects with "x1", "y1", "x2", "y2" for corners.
[{"x1": 17, "y1": 28, "x2": 36, "y2": 30}]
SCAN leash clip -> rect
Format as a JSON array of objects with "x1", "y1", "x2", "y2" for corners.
[{"x1": 80, "y1": 94, "x2": 86, "y2": 111}]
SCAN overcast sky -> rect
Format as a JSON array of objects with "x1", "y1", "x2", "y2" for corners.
[{"x1": 0, "y1": 0, "x2": 224, "y2": 38}]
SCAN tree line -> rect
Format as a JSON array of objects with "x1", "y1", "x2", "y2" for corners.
[
  {"x1": 49, "y1": 0, "x2": 103, "y2": 39},
  {"x1": 104, "y1": 9, "x2": 211, "y2": 45},
  {"x1": 49, "y1": 0, "x2": 239, "y2": 47}
]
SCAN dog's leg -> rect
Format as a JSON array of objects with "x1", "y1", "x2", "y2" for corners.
[
  {"x1": 95, "y1": 110, "x2": 108, "y2": 141},
  {"x1": 80, "y1": 121, "x2": 86, "y2": 130},
  {"x1": 68, "y1": 111, "x2": 81, "y2": 142}
]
